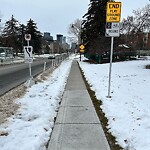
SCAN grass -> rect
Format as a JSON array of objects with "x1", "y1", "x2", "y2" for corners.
[
  {"x1": 146, "y1": 65, "x2": 150, "y2": 69},
  {"x1": 78, "y1": 63, "x2": 123, "y2": 150}
]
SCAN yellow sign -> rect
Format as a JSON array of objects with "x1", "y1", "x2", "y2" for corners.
[
  {"x1": 79, "y1": 44, "x2": 85, "y2": 50},
  {"x1": 106, "y1": 2, "x2": 121, "y2": 22},
  {"x1": 80, "y1": 49, "x2": 84, "y2": 53}
]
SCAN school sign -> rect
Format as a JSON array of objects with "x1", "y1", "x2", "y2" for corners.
[{"x1": 106, "y1": 2, "x2": 121, "y2": 22}]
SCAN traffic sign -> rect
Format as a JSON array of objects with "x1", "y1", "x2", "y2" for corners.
[
  {"x1": 80, "y1": 49, "x2": 84, "y2": 53},
  {"x1": 25, "y1": 34, "x2": 31, "y2": 41},
  {"x1": 24, "y1": 46, "x2": 33, "y2": 63},
  {"x1": 79, "y1": 44, "x2": 85, "y2": 50},
  {"x1": 106, "y1": 2, "x2": 121, "y2": 22},
  {"x1": 105, "y1": 22, "x2": 120, "y2": 37}
]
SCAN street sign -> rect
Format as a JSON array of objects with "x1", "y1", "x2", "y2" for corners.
[
  {"x1": 25, "y1": 34, "x2": 31, "y2": 41},
  {"x1": 79, "y1": 44, "x2": 85, "y2": 50},
  {"x1": 80, "y1": 49, "x2": 84, "y2": 53},
  {"x1": 24, "y1": 46, "x2": 33, "y2": 63},
  {"x1": 105, "y1": 22, "x2": 120, "y2": 37},
  {"x1": 106, "y1": 2, "x2": 121, "y2": 22},
  {"x1": 106, "y1": 2, "x2": 122, "y2": 97}
]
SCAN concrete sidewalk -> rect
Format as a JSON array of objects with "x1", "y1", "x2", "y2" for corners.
[{"x1": 47, "y1": 60, "x2": 110, "y2": 150}]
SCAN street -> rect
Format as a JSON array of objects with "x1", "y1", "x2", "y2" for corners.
[{"x1": 0, "y1": 59, "x2": 53, "y2": 96}]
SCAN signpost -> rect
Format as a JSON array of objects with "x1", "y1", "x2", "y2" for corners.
[
  {"x1": 79, "y1": 44, "x2": 85, "y2": 61},
  {"x1": 24, "y1": 34, "x2": 33, "y2": 86},
  {"x1": 106, "y1": 2, "x2": 122, "y2": 98}
]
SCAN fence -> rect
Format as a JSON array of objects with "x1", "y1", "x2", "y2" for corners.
[{"x1": 0, "y1": 47, "x2": 13, "y2": 64}]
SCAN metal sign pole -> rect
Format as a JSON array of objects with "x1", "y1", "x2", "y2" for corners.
[
  {"x1": 79, "y1": 45, "x2": 85, "y2": 61},
  {"x1": 24, "y1": 34, "x2": 34, "y2": 87},
  {"x1": 80, "y1": 52, "x2": 81, "y2": 61},
  {"x1": 106, "y1": 1, "x2": 121, "y2": 98},
  {"x1": 29, "y1": 63, "x2": 32, "y2": 78},
  {"x1": 107, "y1": 36, "x2": 114, "y2": 98},
  {"x1": 27, "y1": 40, "x2": 29, "y2": 46},
  {"x1": 27, "y1": 40, "x2": 32, "y2": 78}
]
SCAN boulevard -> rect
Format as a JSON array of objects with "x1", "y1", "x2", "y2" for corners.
[{"x1": 0, "y1": 58, "x2": 53, "y2": 96}]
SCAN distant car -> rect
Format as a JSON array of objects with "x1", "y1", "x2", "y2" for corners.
[{"x1": 48, "y1": 54, "x2": 55, "y2": 59}]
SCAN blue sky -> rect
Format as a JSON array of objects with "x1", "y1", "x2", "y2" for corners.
[{"x1": 0, "y1": 0, "x2": 149, "y2": 39}]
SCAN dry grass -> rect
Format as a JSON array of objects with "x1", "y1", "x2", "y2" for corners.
[
  {"x1": 146, "y1": 65, "x2": 150, "y2": 69},
  {"x1": 0, "y1": 67, "x2": 56, "y2": 125}
]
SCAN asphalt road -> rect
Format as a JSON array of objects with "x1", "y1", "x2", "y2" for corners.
[{"x1": 0, "y1": 59, "x2": 53, "y2": 96}]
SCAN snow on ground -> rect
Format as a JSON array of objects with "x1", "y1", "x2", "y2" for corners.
[
  {"x1": 0, "y1": 57, "x2": 73, "y2": 150},
  {"x1": 1, "y1": 54, "x2": 150, "y2": 150},
  {"x1": 79, "y1": 58, "x2": 150, "y2": 150}
]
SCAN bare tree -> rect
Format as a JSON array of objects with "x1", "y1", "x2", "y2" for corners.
[
  {"x1": 0, "y1": 11, "x2": 3, "y2": 35},
  {"x1": 68, "y1": 18, "x2": 82, "y2": 44},
  {"x1": 133, "y1": 4, "x2": 150, "y2": 32},
  {"x1": 120, "y1": 4, "x2": 150, "y2": 49},
  {"x1": 120, "y1": 4, "x2": 150, "y2": 34},
  {"x1": 120, "y1": 16, "x2": 134, "y2": 35}
]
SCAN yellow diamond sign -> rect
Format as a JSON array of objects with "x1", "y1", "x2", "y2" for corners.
[
  {"x1": 106, "y1": 2, "x2": 121, "y2": 22},
  {"x1": 79, "y1": 44, "x2": 85, "y2": 50}
]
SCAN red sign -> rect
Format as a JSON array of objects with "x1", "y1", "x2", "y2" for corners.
[{"x1": 25, "y1": 34, "x2": 31, "y2": 41}]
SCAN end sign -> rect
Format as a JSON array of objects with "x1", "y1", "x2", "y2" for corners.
[{"x1": 106, "y1": 2, "x2": 121, "y2": 22}]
